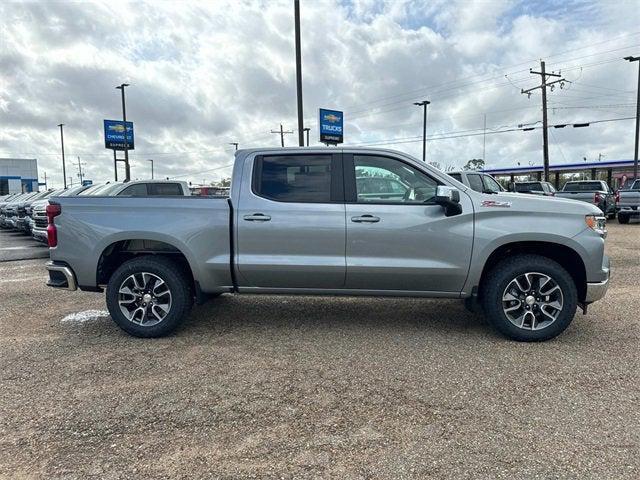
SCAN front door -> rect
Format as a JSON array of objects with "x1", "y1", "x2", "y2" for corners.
[
  {"x1": 236, "y1": 152, "x2": 346, "y2": 289},
  {"x1": 344, "y1": 153, "x2": 474, "y2": 292}
]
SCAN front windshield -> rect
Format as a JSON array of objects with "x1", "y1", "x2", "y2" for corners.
[
  {"x1": 94, "y1": 183, "x2": 123, "y2": 195},
  {"x1": 77, "y1": 184, "x2": 104, "y2": 195},
  {"x1": 58, "y1": 185, "x2": 88, "y2": 196}
]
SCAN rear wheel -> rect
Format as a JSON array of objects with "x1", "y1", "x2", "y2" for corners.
[
  {"x1": 618, "y1": 213, "x2": 630, "y2": 224},
  {"x1": 481, "y1": 255, "x2": 577, "y2": 342},
  {"x1": 106, "y1": 256, "x2": 192, "y2": 337}
]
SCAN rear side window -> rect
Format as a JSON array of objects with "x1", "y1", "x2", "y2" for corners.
[
  {"x1": 148, "y1": 183, "x2": 182, "y2": 196},
  {"x1": 515, "y1": 182, "x2": 542, "y2": 192},
  {"x1": 449, "y1": 173, "x2": 462, "y2": 183},
  {"x1": 254, "y1": 155, "x2": 333, "y2": 203},
  {"x1": 466, "y1": 174, "x2": 484, "y2": 192},
  {"x1": 563, "y1": 182, "x2": 603, "y2": 192},
  {"x1": 118, "y1": 184, "x2": 148, "y2": 196}
]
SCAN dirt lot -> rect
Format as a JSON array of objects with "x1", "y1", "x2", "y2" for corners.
[{"x1": 0, "y1": 224, "x2": 638, "y2": 479}]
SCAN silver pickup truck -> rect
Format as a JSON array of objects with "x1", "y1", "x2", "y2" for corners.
[
  {"x1": 617, "y1": 179, "x2": 640, "y2": 224},
  {"x1": 45, "y1": 147, "x2": 610, "y2": 342},
  {"x1": 555, "y1": 180, "x2": 616, "y2": 219}
]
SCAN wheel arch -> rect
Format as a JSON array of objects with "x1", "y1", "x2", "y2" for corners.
[
  {"x1": 476, "y1": 241, "x2": 587, "y2": 302},
  {"x1": 97, "y1": 238, "x2": 196, "y2": 295}
]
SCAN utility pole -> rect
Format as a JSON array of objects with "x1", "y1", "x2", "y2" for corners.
[
  {"x1": 303, "y1": 127, "x2": 310, "y2": 146},
  {"x1": 521, "y1": 60, "x2": 565, "y2": 182},
  {"x1": 148, "y1": 159, "x2": 154, "y2": 179},
  {"x1": 271, "y1": 124, "x2": 294, "y2": 147},
  {"x1": 413, "y1": 100, "x2": 430, "y2": 162},
  {"x1": 483, "y1": 113, "x2": 487, "y2": 163},
  {"x1": 294, "y1": 0, "x2": 304, "y2": 147},
  {"x1": 57, "y1": 124, "x2": 67, "y2": 188},
  {"x1": 43, "y1": 172, "x2": 48, "y2": 189},
  {"x1": 229, "y1": 142, "x2": 239, "y2": 151},
  {"x1": 76, "y1": 156, "x2": 84, "y2": 184},
  {"x1": 115, "y1": 83, "x2": 131, "y2": 181},
  {"x1": 625, "y1": 56, "x2": 640, "y2": 179}
]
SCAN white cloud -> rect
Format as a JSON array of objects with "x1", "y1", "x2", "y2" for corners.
[{"x1": 0, "y1": 0, "x2": 638, "y2": 187}]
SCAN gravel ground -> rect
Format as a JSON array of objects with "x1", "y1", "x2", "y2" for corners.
[{"x1": 0, "y1": 223, "x2": 638, "y2": 479}]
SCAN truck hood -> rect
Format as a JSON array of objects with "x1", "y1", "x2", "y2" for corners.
[
  {"x1": 482, "y1": 192, "x2": 601, "y2": 215},
  {"x1": 30, "y1": 198, "x2": 51, "y2": 209}
]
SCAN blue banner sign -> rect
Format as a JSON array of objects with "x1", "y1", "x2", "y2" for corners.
[
  {"x1": 319, "y1": 108, "x2": 343, "y2": 144},
  {"x1": 104, "y1": 119, "x2": 134, "y2": 150}
]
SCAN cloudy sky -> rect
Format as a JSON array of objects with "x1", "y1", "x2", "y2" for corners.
[{"x1": 1, "y1": 0, "x2": 639, "y2": 188}]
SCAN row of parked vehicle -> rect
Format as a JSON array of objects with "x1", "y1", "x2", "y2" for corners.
[
  {"x1": 0, "y1": 179, "x2": 190, "y2": 242},
  {"x1": 449, "y1": 171, "x2": 638, "y2": 223}
]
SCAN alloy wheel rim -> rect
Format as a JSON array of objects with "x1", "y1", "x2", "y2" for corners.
[
  {"x1": 502, "y1": 272, "x2": 564, "y2": 331},
  {"x1": 118, "y1": 272, "x2": 172, "y2": 326}
]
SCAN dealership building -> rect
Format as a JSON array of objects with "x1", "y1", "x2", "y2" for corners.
[{"x1": 0, "y1": 158, "x2": 39, "y2": 195}]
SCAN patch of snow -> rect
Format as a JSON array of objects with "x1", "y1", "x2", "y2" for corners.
[{"x1": 61, "y1": 310, "x2": 110, "y2": 323}]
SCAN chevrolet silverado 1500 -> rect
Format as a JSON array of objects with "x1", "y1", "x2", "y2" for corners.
[{"x1": 45, "y1": 148, "x2": 610, "y2": 341}]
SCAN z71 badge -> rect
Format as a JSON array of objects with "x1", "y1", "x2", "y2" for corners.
[{"x1": 481, "y1": 200, "x2": 512, "y2": 208}]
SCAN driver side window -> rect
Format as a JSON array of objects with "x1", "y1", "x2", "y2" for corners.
[{"x1": 354, "y1": 155, "x2": 439, "y2": 204}]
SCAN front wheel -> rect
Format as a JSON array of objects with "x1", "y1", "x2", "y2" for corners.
[
  {"x1": 481, "y1": 255, "x2": 578, "y2": 342},
  {"x1": 618, "y1": 213, "x2": 630, "y2": 224},
  {"x1": 106, "y1": 256, "x2": 193, "y2": 337}
]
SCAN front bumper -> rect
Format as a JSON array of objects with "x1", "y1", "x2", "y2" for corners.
[
  {"x1": 585, "y1": 255, "x2": 610, "y2": 303},
  {"x1": 46, "y1": 261, "x2": 77, "y2": 291},
  {"x1": 32, "y1": 227, "x2": 47, "y2": 243}
]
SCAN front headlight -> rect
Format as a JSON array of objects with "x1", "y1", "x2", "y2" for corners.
[{"x1": 585, "y1": 214, "x2": 607, "y2": 237}]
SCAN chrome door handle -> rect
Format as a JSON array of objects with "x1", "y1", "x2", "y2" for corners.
[
  {"x1": 351, "y1": 215, "x2": 380, "y2": 223},
  {"x1": 243, "y1": 213, "x2": 271, "y2": 221}
]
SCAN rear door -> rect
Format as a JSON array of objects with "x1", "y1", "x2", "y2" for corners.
[
  {"x1": 236, "y1": 153, "x2": 346, "y2": 289},
  {"x1": 343, "y1": 153, "x2": 474, "y2": 292}
]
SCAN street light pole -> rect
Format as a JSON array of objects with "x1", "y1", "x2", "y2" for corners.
[
  {"x1": 148, "y1": 159, "x2": 154, "y2": 179},
  {"x1": 303, "y1": 127, "x2": 310, "y2": 146},
  {"x1": 294, "y1": 0, "x2": 304, "y2": 147},
  {"x1": 57, "y1": 124, "x2": 67, "y2": 188},
  {"x1": 625, "y1": 56, "x2": 640, "y2": 180},
  {"x1": 229, "y1": 142, "x2": 239, "y2": 151},
  {"x1": 116, "y1": 83, "x2": 131, "y2": 181},
  {"x1": 413, "y1": 100, "x2": 430, "y2": 162}
]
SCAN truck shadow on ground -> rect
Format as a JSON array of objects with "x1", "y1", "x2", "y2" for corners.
[{"x1": 182, "y1": 294, "x2": 491, "y2": 338}]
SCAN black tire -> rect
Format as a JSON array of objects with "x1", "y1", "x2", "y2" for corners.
[
  {"x1": 618, "y1": 214, "x2": 630, "y2": 224},
  {"x1": 481, "y1": 254, "x2": 578, "y2": 342},
  {"x1": 106, "y1": 256, "x2": 193, "y2": 338},
  {"x1": 606, "y1": 212, "x2": 616, "y2": 220}
]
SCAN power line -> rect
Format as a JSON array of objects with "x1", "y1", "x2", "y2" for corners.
[{"x1": 347, "y1": 116, "x2": 635, "y2": 147}]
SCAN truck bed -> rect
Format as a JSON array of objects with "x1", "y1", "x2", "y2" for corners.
[{"x1": 50, "y1": 196, "x2": 233, "y2": 292}]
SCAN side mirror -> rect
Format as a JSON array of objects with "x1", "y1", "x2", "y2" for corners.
[{"x1": 435, "y1": 186, "x2": 462, "y2": 217}]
